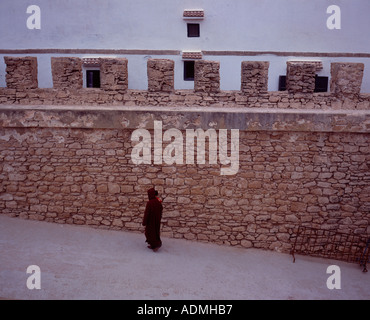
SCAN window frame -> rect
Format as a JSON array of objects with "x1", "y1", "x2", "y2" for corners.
[
  {"x1": 187, "y1": 23, "x2": 200, "y2": 37},
  {"x1": 85, "y1": 68, "x2": 101, "y2": 88}
]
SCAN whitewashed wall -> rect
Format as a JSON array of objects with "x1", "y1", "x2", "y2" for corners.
[{"x1": 0, "y1": 0, "x2": 369, "y2": 91}]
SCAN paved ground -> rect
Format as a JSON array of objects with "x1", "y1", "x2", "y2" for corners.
[{"x1": 0, "y1": 215, "x2": 368, "y2": 300}]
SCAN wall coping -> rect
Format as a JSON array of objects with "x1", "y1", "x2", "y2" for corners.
[{"x1": 0, "y1": 105, "x2": 369, "y2": 133}]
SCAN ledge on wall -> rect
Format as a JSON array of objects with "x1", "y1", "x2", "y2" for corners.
[{"x1": 0, "y1": 104, "x2": 368, "y2": 134}]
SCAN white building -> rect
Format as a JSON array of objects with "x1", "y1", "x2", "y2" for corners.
[{"x1": 0, "y1": 0, "x2": 369, "y2": 92}]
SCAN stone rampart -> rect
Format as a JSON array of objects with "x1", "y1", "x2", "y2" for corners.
[
  {"x1": 0, "y1": 57, "x2": 368, "y2": 108},
  {"x1": 0, "y1": 105, "x2": 369, "y2": 252},
  {"x1": 0, "y1": 56, "x2": 369, "y2": 252}
]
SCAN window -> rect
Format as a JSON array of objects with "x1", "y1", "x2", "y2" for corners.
[
  {"x1": 86, "y1": 70, "x2": 100, "y2": 88},
  {"x1": 187, "y1": 23, "x2": 200, "y2": 37},
  {"x1": 278, "y1": 76, "x2": 286, "y2": 91},
  {"x1": 184, "y1": 61, "x2": 195, "y2": 81},
  {"x1": 314, "y1": 76, "x2": 328, "y2": 92}
]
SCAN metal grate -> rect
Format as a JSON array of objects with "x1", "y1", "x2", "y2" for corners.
[{"x1": 290, "y1": 226, "x2": 369, "y2": 272}]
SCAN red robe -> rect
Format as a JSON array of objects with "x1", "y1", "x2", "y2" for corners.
[{"x1": 142, "y1": 188, "x2": 163, "y2": 249}]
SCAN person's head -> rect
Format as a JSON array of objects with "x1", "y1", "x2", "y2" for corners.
[{"x1": 147, "y1": 188, "x2": 156, "y2": 200}]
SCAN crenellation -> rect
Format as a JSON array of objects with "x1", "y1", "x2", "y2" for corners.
[
  {"x1": 100, "y1": 57, "x2": 128, "y2": 91},
  {"x1": 286, "y1": 61, "x2": 317, "y2": 94},
  {"x1": 330, "y1": 62, "x2": 364, "y2": 99},
  {"x1": 51, "y1": 57, "x2": 83, "y2": 89},
  {"x1": 241, "y1": 61, "x2": 269, "y2": 94},
  {"x1": 194, "y1": 60, "x2": 220, "y2": 93},
  {"x1": 147, "y1": 59, "x2": 174, "y2": 92},
  {"x1": 4, "y1": 56, "x2": 38, "y2": 90},
  {"x1": 0, "y1": 56, "x2": 368, "y2": 109},
  {"x1": 0, "y1": 54, "x2": 369, "y2": 254}
]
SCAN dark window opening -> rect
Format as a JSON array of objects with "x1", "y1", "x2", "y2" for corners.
[
  {"x1": 184, "y1": 61, "x2": 195, "y2": 81},
  {"x1": 86, "y1": 70, "x2": 100, "y2": 88},
  {"x1": 187, "y1": 23, "x2": 200, "y2": 37},
  {"x1": 314, "y1": 75, "x2": 328, "y2": 92},
  {"x1": 278, "y1": 75, "x2": 329, "y2": 92},
  {"x1": 278, "y1": 75, "x2": 286, "y2": 91}
]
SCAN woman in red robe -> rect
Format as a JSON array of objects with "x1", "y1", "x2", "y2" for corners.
[{"x1": 142, "y1": 188, "x2": 163, "y2": 251}]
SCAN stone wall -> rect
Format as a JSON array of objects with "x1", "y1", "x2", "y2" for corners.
[
  {"x1": 4, "y1": 56, "x2": 38, "y2": 90},
  {"x1": 0, "y1": 111, "x2": 369, "y2": 251},
  {"x1": 1, "y1": 57, "x2": 369, "y2": 109},
  {"x1": 1, "y1": 88, "x2": 369, "y2": 110},
  {"x1": 100, "y1": 58, "x2": 128, "y2": 91},
  {"x1": 0, "y1": 106, "x2": 369, "y2": 252},
  {"x1": 51, "y1": 57, "x2": 83, "y2": 89},
  {"x1": 330, "y1": 62, "x2": 365, "y2": 99},
  {"x1": 0, "y1": 55, "x2": 369, "y2": 253},
  {"x1": 286, "y1": 61, "x2": 316, "y2": 94},
  {"x1": 194, "y1": 60, "x2": 220, "y2": 93},
  {"x1": 147, "y1": 59, "x2": 174, "y2": 92},
  {"x1": 241, "y1": 61, "x2": 269, "y2": 94}
]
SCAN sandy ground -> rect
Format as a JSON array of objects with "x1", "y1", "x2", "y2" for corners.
[{"x1": 0, "y1": 215, "x2": 368, "y2": 300}]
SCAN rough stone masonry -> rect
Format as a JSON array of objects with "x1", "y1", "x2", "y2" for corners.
[
  {"x1": 0, "y1": 56, "x2": 369, "y2": 253},
  {"x1": 4, "y1": 56, "x2": 38, "y2": 90}
]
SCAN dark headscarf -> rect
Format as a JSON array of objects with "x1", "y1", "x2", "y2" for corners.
[{"x1": 147, "y1": 187, "x2": 156, "y2": 200}]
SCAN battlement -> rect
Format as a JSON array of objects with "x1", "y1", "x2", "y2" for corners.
[
  {"x1": 1, "y1": 56, "x2": 369, "y2": 109},
  {"x1": 1, "y1": 56, "x2": 369, "y2": 253}
]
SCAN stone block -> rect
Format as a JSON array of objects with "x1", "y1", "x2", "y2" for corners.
[
  {"x1": 194, "y1": 60, "x2": 220, "y2": 93},
  {"x1": 286, "y1": 61, "x2": 316, "y2": 94},
  {"x1": 51, "y1": 57, "x2": 82, "y2": 89},
  {"x1": 100, "y1": 58, "x2": 128, "y2": 91},
  {"x1": 241, "y1": 61, "x2": 269, "y2": 94},
  {"x1": 4, "y1": 56, "x2": 38, "y2": 89},
  {"x1": 330, "y1": 62, "x2": 364, "y2": 98},
  {"x1": 147, "y1": 59, "x2": 174, "y2": 92}
]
